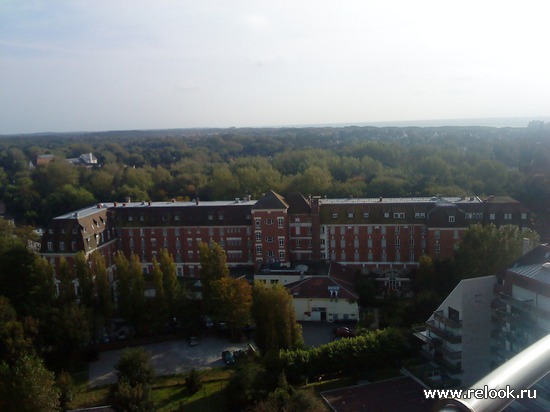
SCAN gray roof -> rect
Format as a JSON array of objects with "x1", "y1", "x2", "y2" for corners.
[{"x1": 508, "y1": 263, "x2": 550, "y2": 286}]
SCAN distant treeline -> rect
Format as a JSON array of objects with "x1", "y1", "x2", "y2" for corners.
[{"x1": 0, "y1": 125, "x2": 549, "y2": 238}]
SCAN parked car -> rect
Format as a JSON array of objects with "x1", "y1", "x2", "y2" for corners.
[
  {"x1": 222, "y1": 350, "x2": 235, "y2": 365},
  {"x1": 188, "y1": 336, "x2": 199, "y2": 346},
  {"x1": 233, "y1": 349, "x2": 247, "y2": 360},
  {"x1": 333, "y1": 326, "x2": 356, "y2": 338}
]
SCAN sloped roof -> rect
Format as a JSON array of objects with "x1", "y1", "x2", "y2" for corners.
[
  {"x1": 510, "y1": 244, "x2": 550, "y2": 268},
  {"x1": 286, "y1": 192, "x2": 311, "y2": 214},
  {"x1": 252, "y1": 190, "x2": 288, "y2": 210},
  {"x1": 286, "y1": 275, "x2": 358, "y2": 300}
]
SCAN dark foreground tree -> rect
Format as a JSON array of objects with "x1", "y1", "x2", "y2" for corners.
[
  {"x1": 111, "y1": 348, "x2": 156, "y2": 411},
  {"x1": 252, "y1": 283, "x2": 303, "y2": 355}
]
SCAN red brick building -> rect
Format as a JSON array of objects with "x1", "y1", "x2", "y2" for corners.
[{"x1": 41, "y1": 192, "x2": 531, "y2": 285}]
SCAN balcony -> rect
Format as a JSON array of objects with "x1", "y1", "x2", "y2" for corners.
[
  {"x1": 414, "y1": 328, "x2": 442, "y2": 347},
  {"x1": 419, "y1": 349, "x2": 463, "y2": 374},
  {"x1": 425, "y1": 320, "x2": 462, "y2": 344},
  {"x1": 498, "y1": 292, "x2": 533, "y2": 312},
  {"x1": 434, "y1": 310, "x2": 462, "y2": 329}
]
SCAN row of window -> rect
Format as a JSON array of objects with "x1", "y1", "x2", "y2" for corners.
[
  {"x1": 255, "y1": 245, "x2": 286, "y2": 260},
  {"x1": 331, "y1": 211, "x2": 527, "y2": 221},
  {"x1": 255, "y1": 217, "x2": 285, "y2": 228},
  {"x1": 127, "y1": 226, "x2": 249, "y2": 237}
]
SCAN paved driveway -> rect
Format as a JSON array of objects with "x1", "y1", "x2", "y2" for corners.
[{"x1": 88, "y1": 336, "x2": 249, "y2": 387}]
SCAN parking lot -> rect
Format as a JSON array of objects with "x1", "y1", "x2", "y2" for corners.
[
  {"x1": 88, "y1": 335, "x2": 249, "y2": 387},
  {"x1": 88, "y1": 322, "x2": 341, "y2": 387}
]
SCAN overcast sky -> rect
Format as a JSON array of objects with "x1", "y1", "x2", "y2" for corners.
[{"x1": 1, "y1": 1, "x2": 549, "y2": 134}]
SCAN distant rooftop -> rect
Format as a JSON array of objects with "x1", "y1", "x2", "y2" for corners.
[{"x1": 53, "y1": 199, "x2": 257, "y2": 220}]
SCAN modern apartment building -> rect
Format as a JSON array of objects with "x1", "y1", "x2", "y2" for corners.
[{"x1": 414, "y1": 244, "x2": 550, "y2": 409}]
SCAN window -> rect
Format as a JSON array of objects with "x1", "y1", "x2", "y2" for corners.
[
  {"x1": 256, "y1": 245, "x2": 262, "y2": 255},
  {"x1": 504, "y1": 213, "x2": 512, "y2": 220},
  {"x1": 435, "y1": 243, "x2": 441, "y2": 252},
  {"x1": 393, "y1": 212, "x2": 405, "y2": 219},
  {"x1": 415, "y1": 212, "x2": 426, "y2": 219},
  {"x1": 265, "y1": 218, "x2": 273, "y2": 225},
  {"x1": 435, "y1": 230, "x2": 440, "y2": 239},
  {"x1": 174, "y1": 215, "x2": 180, "y2": 221},
  {"x1": 59, "y1": 241, "x2": 65, "y2": 251},
  {"x1": 381, "y1": 237, "x2": 386, "y2": 248},
  {"x1": 384, "y1": 212, "x2": 390, "y2": 218},
  {"x1": 278, "y1": 237, "x2": 284, "y2": 247},
  {"x1": 347, "y1": 212, "x2": 354, "y2": 219},
  {"x1": 279, "y1": 251, "x2": 285, "y2": 260},
  {"x1": 490, "y1": 213, "x2": 495, "y2": 220},
  {"x1": 395, "y1": 250, "x2": 401, "y2": 261},
  {"x1": 409, "y1": 237, "x2": 414, "y2": 246},
  {"x1": 266, "y1": 237, "x2": 274, "y2": 243},
  {"x1": 208, "y1": 214, "x2": 214, "y2": 221},
  {"x1": 218, "y1": 214, "x2": 224, "y2": 221},
  {"x1": 395, "y1": 238, "x2": 400, "y2": 246},
  {"x1": 449, "y1": 216, "x2": 455, "y2": 223},
  {"x1": 71, "y1": 241, "x2": 77, "y2": 251},
  {"x1": 255, "y1": 218, "x2": 261, "y2": 228},
  {"x1": 296, "y1": 239, "x2": 302, "y2": 249},
  {"x1": 47, "y1": 241, "x2": 53, "y2": 251},
  {"x1": 521, "y1": 213, "x2": 527, "y2": 220},
  {"x1": 332, "y1": 213, "x2": 339, "y2": 219},
  {"x1": 363, "y1": 212, "x2": 369, "y2": 218},
  {"x1": 278, "y1": 217, "x2": 284, "y2": 228},
  {"x1": 367, "y1": 238, "x2": 373, "y2": 248},
  {"x1": 255, "y1": 231, "x2": 261, "y2": 241}
]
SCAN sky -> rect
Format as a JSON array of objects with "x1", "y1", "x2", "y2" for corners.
[{"x1": 1, "y1": 1, "x2": 549, "y2": 134}]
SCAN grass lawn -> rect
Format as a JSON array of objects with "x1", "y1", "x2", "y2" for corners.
[{"x1": 69, "y1": 368, "x2": 234, "y2": 412}]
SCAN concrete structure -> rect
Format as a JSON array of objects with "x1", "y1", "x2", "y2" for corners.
[{"x1": 414, "y1": 276, "x2": 496, "y2": 386}]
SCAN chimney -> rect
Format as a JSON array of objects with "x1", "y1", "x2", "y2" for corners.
[{"x1": 523, "y1": 238, "x2": 532, "y2": 255}]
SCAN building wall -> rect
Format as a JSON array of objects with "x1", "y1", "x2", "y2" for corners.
[
  {"x1": 292, "y1": 297, "x2": 359, "y2": 322},
  {"x1": 41, "y1": 194, "x2": 531, "y2": 281}
]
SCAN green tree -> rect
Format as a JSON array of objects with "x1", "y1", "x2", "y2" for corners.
[
  {"x1": 150, "y1": 258, "x2": 168, "y2": 333},
  {"x1": 0, "y1": 355, "x2": 61, "y2": 412},
  {"x1": 252, "y1": 283, "x2": 303, "y2": 355},
  {"x1": 454, "y1": 224, "x2": 539, "y2": 279},
  {"x1": 199, "y1": 241, "x2": 229, "y2": 315},
  {"x1": 210, "y1": 277, "x2": 252, "y2": 340},
  {"x1": 75, "y1": 252, "x2": 94, "y2": 308},
  {"x1": 91, "y1": 251, "x2": 112, "y2": 328},
  {"x1": 115, "y1": 348, "x2": 155, "y2": 387},
  {"x1": 158, "y1": 249, "x2": 180, "y2": 319}
]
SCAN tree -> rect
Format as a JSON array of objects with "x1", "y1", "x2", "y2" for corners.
[
  {"x1": 91, "y1": 251, "x2": 112, "y2": 328},
  {"x1": 115, "y1": 348, "x2": 155, "y2": 387},
  {"x1": 0, "y1": 355, "x2": 61, "y2": 412},
  {"x1": 252, "y1": 283, "x2": 303, "y2": 355},
  {"x1": 199, "y1": 241, "x2": 229, "y2": 315},
  {"x1": 158, "y1": 249, "x2": 179, "y2": 318},
  {"x1": 210, "y1": 277, "x2": 252, "y2": 340},
  {"x1": 75, "y1": 252, "x2": 94, "y2": 308},
  {"x1": 0, "y1": 298, "x2": 60, "y2": 412},
  {"x1": 150, "y1": 258, "x2": 168, "y2": 333},
  {"x1": 454, "y1": 224, "x2": 539, "y2": 279}
]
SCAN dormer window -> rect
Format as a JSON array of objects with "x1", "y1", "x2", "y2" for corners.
[{"x1": 332, "y1": 213, "x2": 339, "y2": 219}]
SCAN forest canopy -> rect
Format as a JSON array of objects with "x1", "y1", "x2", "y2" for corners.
[{"x1": 1, "y1": 125, "x2": 549, "y2": 239}]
